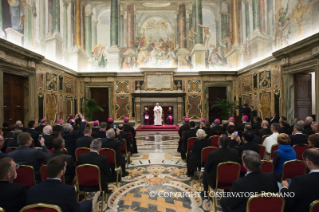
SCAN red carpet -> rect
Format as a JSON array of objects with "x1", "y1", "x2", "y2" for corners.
[{"x1": 136, "y1": 125, "x2": 180, "y2": 131}]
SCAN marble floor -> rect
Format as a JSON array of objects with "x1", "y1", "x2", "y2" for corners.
[{"x1": 88, "y1": 131, "x2": 222, "y2": 212}]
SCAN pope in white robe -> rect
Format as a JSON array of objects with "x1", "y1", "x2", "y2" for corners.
[{"x1": 153, "y1": 103, "x2": 163, "y2": 125}]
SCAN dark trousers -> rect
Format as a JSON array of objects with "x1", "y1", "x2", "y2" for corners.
[{"x1": 80, "y1": 200, "x2": 92, "y2": 212}]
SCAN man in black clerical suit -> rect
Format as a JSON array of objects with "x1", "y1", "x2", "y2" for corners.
[
  {"x1": 123, "y1": 117, "x2": 138, "y2": 153},
  {"x1": 143, "y1": 107, "x2": 150, "y2": 125},
  {"x1": 178, "y1": 118, "x2": 190, "y2": 153},
  {"x1": 234, "y1": 131, "x2": 260, "y2": 160},
  {"x1": 281, "y1": 149, "x2": 319, "y2": 212},
  {"x1": 118, "y1": 124, "x2": 133, "y2": 153},
  {"x1": 94, "y1": 122, "x2": 107, "y2": 139},
  {"x1": 101, "y1": 128, "x2": 128, "y2": 177},
  {"x1": 220, "y1": 150, "x2": 278, "y2": 212},
  {"x1": 202, "y1": 135, "x2": 240, "y2": 194},
  {"x1": 77, "y1": 139, "x2": 112, "y2": 192},
  {"x1": 167, "y1": 107, "x2": 174, "y2": 125},
  {"x1": 76, "y1": 127, "x2": 94, "y2": 148},
  {"x1": 252, "y1": 116, "x2": 262, "y2": 130},
  {"x1": 52, "y1": 119, "x2": 63, "y2": 132},
  {"x1": 0, "y1": 157, "x2": 27, "y2": 212},
  {"x1": 181, "y1": 121, "x2": 197, "y2": 160},
  {"x1": 36, "y1": 118, "x2": 47, "y2": 133},
  {"x1": 45, "y1": 138, "x2": 75, "y2": 185},
  {"x1": 29, "y1": 156, "x2": 92, "y2": 212},
  {"x1": 289, "y1": 121, "x2": 308, "y2": 146},
  {"x1": 26, "y1": 121, "x2": 40, "y2": 146},
  {"x1": 269, "y1": 111, "x2": 279, "y2": 124},
  {"x1": 211, "y1": 119, "x2": 224, "y2": 135}
]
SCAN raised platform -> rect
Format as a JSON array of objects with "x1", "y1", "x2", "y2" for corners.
[{"x1": 136, "y1": 125, "x2": 180, "y2": 131}]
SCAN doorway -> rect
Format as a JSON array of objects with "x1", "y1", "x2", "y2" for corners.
[
  {"x1": 90, "y1": 88, "x2": 109, "y2": 122},
  {"x1": 208, "y1": 87, "x2": 227, "y2": 122},
  {"x1": 294, "y1": 73, "x2": 314, "y2": 120},
  {"x1": 3, "y1": 73, "x2": 25, "y2": 125}
]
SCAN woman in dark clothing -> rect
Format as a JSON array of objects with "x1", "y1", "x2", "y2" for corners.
[
  {"x1": 187, "y1": 129, "x2": 211, "y2": 176},
  {"x1": 167, "y1": 107, "x2": 174, "y2": 125}
]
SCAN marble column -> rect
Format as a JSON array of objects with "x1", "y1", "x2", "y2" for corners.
[
  {"x1": 127, "y1": 4, "x2": 134, "y2": 48},
  {"x1": 232, "y1": 0, "x2": 239, "y2": 46},
  {"x1": 245, "y1": 2, "x2": 250, "y2": 38},
  {"x1": 54, "y1": 0, "x2": 60, "y2": 32},
  {"x1": 63, "y1": 2, "x2": 69, "y2": 50},
  {"x1": 75, "y1": 0, "x2": 81, "y2": 47},
  {"x1": 252, "y1": 0, "x2": 259, "y2": 31},
  {"x1": 178, "y1": 4, "x2": 186, "y2": 48},
  {"x1": 259, "y1": 0, "x2": 265, "y2": 34},
  {"x1": 85, "y1": 12, "x2": 92, "y2": 56},
  {"x1": 194, "y1": 0, "x2": 203, "y2": 44},
  {"x1": 38, "y1": 0, "x2": 46, "y2": 54},
  {"x1": 110, "y1": 0, "x2": 119, "y2": 47}
]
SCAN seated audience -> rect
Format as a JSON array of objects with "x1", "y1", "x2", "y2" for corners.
[
  {"x1": 262, "y1": 123, "x2": 280, "y2": 155},
  {"x1": 118, "y1": 124, "x2": 133, "y2": 153},
  {"x1": 76, "y1": 127, "x2": 94, "y2": 149},
  {"x1": 235, "y1": 131, "x2": 260, "y2": 159},
  {"x1": 26, "y1": 121, "x2": 39, "y2": 145},
  {"x1": 308, "y1": 134, "x2": 319, "y2": 149},
  {"x1": 101, "y1": 129, "x2": 128, "y2": 177},
  {"x1": 28, "y1": 156, "x2": 92, "y2": 212},
  {"x1": 202, "y1": 135, "x2": 240, "y2": 194},
  {"x1": 94, "y1": 122, "x2": 107, "y2": 139},
  {"x1": 211, "y1": 119, "x2": 224, "y2": 135},
  {"x1": 304, "y1": 116, "x2": 314, "y2": 135},
  {"x1": 43, "y1": 125, "x2": 55, "y2": 149},
  {"x1": 269, "y1": 111, "x2": 279, "y2": 124},
  {"x1": 36, "y1": 118, "x2": 47, "y2": 133},
  {"x1": 187, "y1": 129, "x2": 211, "y2": 176},
  {"x1": 4, "y1": 124, "x2": 18, "y2": 139},
  {"x1": 182, "y1": 121, "x2": 197, "y2": 160},
  {"x1": 281, "y1": 149, "x2": 319, "y2": 212},
  {"x1": 52, "y1": 119, "x2": 63, "y2": 132},
  {"x1": 227, "y1": 125, "x2": 237, "y2": 148},
  {"x1": 0, "y1": 135, "x2": 7, "y2": 159},
  {"x1": 0, "y1": 157, "x2": 27, "y2": 212},
  {"x1": 8, "y1": 132, "x2": 49, "y2": 182},
  {"x1": 178, "y1": 118, "x2": 190, "y2": 152},
  {"x1": 204, "y1": 122, "x2": 214, "y2": 138},
  {"x1": 77, "y1": 139, "x2": 112, "y2": 192},
  {"x1": 61, "y1": 115, "x2": 86, "y2": 160},
  {"x1": 16, "y1": 120, "x2": 26, "y2": 132},
  {"x1": 7, "y1": 130, "x2": 23, "y2": 148},
  {"x1": 244, "y1": 125, "x2": 261, "y2": 144},
  {"x1": 220, "y1": 150, "x2": 278, "y2": 212},
  {"x1": 252, "y1": 116, "x2": 261, "y2": 130},
  {"x1": 45, "y1": 137, "x2": 75, "y2": 185},
  {"x1": 123, "y1": 117, "x2": 138, "y2": 153},
  {"x1": 311, "y1": 122, "x2": 319, "y2": 134},
  {"x1": 290, "y1": 121, "x2": 308, "y2": 146},
  {"x1": 258, "y1": 120, "x2": 271, "y2": 137},
  {"x1": 273, "y1": 134, "x2": 296, "y2": 180}
]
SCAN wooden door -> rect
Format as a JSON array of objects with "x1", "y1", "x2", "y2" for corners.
[
  {"x1": 295, "y1": 74, "x2": 312, "y2": 119},
  {"x1": 208, "y1": 87, "x2": 227, "y2": 122},
  {"x1": 3, "y1": 73, "x2": 25, "y2": 125},
  {"x1": 90, "y1": 88, "x2": 109, "y2": 122}
]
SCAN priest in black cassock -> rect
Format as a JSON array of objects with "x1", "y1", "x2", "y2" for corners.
[
  {"x1": 143, "y1": 107, "x2": 150, "y2": 125},
  {"x1": 167, "y1": 107, "x2": 174, "y2": 125}
]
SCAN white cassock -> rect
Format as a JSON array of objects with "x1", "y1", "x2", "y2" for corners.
[{"x1": 153, "y1": 105, "x2": 163, "y2": 125}]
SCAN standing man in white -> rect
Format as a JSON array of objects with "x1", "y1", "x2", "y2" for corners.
[{"x1": 153, "y1": 103, "x2": 163, "y2": 126}]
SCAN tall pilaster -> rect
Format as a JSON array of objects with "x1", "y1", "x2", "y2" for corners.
[
  {"x1": 85, "y1": 12, "x2": 92, "y2": 55},
  {"x1": 259, "y1": 0, "x2": 265, "y2": 34},
  {"x1": 178, "y1": 4, "x2": 186, "y2": 48},
  {"x1": 75, "y1": 0, "x2": 81, "y2": 47},
  {"x1": 110, "y1": 0, "x2": 119, "y2": 47},
  {"x1": 252, "y1": 0, "x2": 259, "y2": 32},
  {"x1": 54, "y1": 0, "x2": 60, "y2": 32},
  {"x1": 221, "y1": 13, "x2": 228, "y2": 39},
  {"x1": 194, "y1": 0, "x2": 203, "y2": 44},
  {"x1": 126, "y1": 4, "x2": 134, "y2": 48},
  {"x1": 232, "y1": 0, "x2": 239, "y2": 46},
  {"x1": 63, "y1": 2, "x2": 69, "y2": 50},
  {"x1": 245, "y1": 2, "x2": 250, "y2": 38},
  {"x1": 92, "y1": 19, "x2": 98, "y2": 47}
]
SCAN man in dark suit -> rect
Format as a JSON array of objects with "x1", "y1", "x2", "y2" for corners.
[
  {"x1": 281, "y1": 149, "x2": 319, "y2": 212},
  {"x1": 43, "y1": 125, "x2": 55, "y2": 149},
  {"x1": 123, "y1": 117, "x2": 138, "y2": 153},
  {"x1": 237, "y1": 115, "x2": 249, "y2": 132},
  {"x1": 4, "y1": 124, "x2": 18, "y2": 139},
  {"x1": 52, "y1": 119, "x2": 63, "y2": 132},
  {"x1": 8, "y1": 132, "x2": 50, "y2": 182},
  {"x1": 26, "y1": 121, "x2": 40, "y2": 146},
  {"x1": 290, "y1": 121, "x2": 308, "y2": 146},
  {"x1": 182, "y1": 121, "x2": 198, "y2": 160},
  {"x1": 279, "y1": 121, "x2": 292, "y2": 135},
  {"x1": 0, "y1": 135, "x2": 7, "y2": 159},
  {"x1": 118, "y1": 124, "x2": 133, "y2": 153},
  {"x1": 35, "y1": 118, "x2": 47, "y2": 133},
  {"x1": 258, "y1": 120, "x2": 271, "y2": 137},
  {"x1": 0, "y1": 157, "x2": 27, "y2": 212},
  {"x1": 178, "y1": 118, "x2": 190, "y2": 152},
  {"x1": 45, "y1": 137, "x2": 75, "y2": 185},
  {"x1": 244, "y1": 125, "x2": 261, "y2": 144},
  {"x1": 242, "y1": 104, "x2": 251, "y2": 121},
  {"x1": 235, "y1": 131, "x2": 260, "y2": 159},
  {"x1": 211, "y1": 119, "x2": 224, "y2": 135},
  {"x1": 204, "y1": 123, "x2": 214, "y2": 138},
  {"x1": 304, "y1": 116, "x2": 314, "y2": 135},
  {"x1": 16, "y1": 120, "x2": 26, "y2": 132},
  {"x1": 94, "y1": 122, "x2": 107, "y2": 139},
  {"x1": 61, "y1": 116, "x2": 86, "y2": 160},
  {"x1": 76, "y1": 127, "x2": 94, "y2": 149},
  {"x1": 7, "y1": 130, "x2": 23, "y2": 148},
  {"x1": 101, "y1": 128, "x2": 128, "y2": 176},
  {"x1": 221, "y1": 150, "x2": 278, "y2": 212},
  {"x1": 250, "y1": 106, "x2": 257, "y2": 123},
  {"x1": 252, "y1": 116, "x2": 262, "y2": 130},
  {"x1": 269, "y1": 111, "x2": 279, "y2": 124},
  {"x1": 202, "y1": 135, "x2": 240, "y2": 194},
  {"x1": 77, "y1": 139, "x2": 112, "y2": 192},
  {"x1": 28, "y1": 156, "x2": 92, "y2": 212}
]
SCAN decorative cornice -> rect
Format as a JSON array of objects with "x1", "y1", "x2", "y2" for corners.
[{"x1": 237, "y1": 56, "x2": 279, "y2": 75}]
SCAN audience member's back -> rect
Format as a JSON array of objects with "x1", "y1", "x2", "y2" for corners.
[{"x1": 289, "y1": 121, "x2": 308, "y2": 146}]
